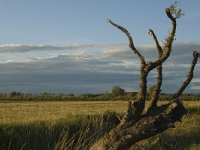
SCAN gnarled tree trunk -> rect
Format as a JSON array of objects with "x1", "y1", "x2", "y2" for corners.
[{"x1": 90, "y1": 4, "x2": 199, "y2": 150}]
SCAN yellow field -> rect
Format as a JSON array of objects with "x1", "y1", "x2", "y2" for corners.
[
  {"x1": 0, "y1": 100, "x2": 200, "y2": 149},
  {"x1": 0, "y1": 101, "x2": 127, "y2": 124},
  {"x1": 0, "y1": 101, "x2": 199, "y2": 125}
]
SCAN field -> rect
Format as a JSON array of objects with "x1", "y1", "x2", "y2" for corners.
[
  {"x1": 0, "y1": 101, "x2": 200, "y2": 149},
  {"x1": 0, "y1": 101, "x2": 128, "y2": 125}
]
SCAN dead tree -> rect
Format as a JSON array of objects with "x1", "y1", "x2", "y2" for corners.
[{"x1": 91, "y1": 4, "x2": 199, "y2": 150}]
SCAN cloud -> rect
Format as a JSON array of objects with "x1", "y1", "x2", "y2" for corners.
[
  {"x1": 0, "y1": 44, "x2": 97, "y2": 53},
  {"x1": 190, "y1": 86, "x2": 200, "y2": 90},
  {"x1": 0, "y1": 42, "x2": 199, "y2": 93},
  {"x1": 191, "y1": 78, "x2": 200, "y2": 83}
]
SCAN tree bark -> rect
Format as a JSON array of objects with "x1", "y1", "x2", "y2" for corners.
[{"x1": 90, "y1": 99, "x2": 187, "y2": 150}]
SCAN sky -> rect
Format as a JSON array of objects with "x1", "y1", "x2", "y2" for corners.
[{"x1": 0, "y1": 0, "x2": 200, "y2": 94}]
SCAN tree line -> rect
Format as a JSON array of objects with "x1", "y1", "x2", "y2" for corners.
[{"x1": 0, "y1": 86, "x2": 199, "y2": 101}]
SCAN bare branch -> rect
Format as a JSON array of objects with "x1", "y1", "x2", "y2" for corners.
[
  {"x1": 145, "y1": 8, "x2": 176, "y2": 72},
  {"x1": 107, "y1": 19, "x2": 147, "y2": 119},
  {"x1": 172, "y1": 51, "x2": 200, "y2": 99},
  {"x1": 147, "y1": 29, "x2": 163, "y2": 110},
  {"x1": 107, "y1": 19, "x2": 146, "y2": 64},
  {"x1": 146, "y1": 8, "x2": 178, "y2": 110},
  {"x1": 148, "y1": 67, "x2": 162, "y2": 110},
  {"x1": 108, "y1": 7, "x2": 177, "y2": 120},
  {"x1": 129, "y1": 8, "x2": 177, "y2": 118},
  {"x1": 165, "y1": 8, "x2": 176, "y2": 22},
  {"x1": 148, "y1": 29, "x2": 163, "y2": 54}
]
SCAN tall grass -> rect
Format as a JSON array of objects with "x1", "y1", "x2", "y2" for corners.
[
  {"x1": 0, "y1": 101, "x2": 199, "y2": 149},
  {"x1": 0, "y1": 111, "x2": 118, "y2": 150}
]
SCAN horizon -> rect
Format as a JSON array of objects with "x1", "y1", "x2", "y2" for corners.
[{"x1": 0, "y1": 0, "x2": 200, "y2": 94}]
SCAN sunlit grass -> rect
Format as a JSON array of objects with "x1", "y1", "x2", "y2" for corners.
[
  {"x1": 1, "y1": 101, "x2": 199, "y2": 125},
  {"x1": 0, "y1": 101, "x2": 127, "y2": 125},
  {"x1": 0, "y1": 101, "x2": 199, "y2": 149}
]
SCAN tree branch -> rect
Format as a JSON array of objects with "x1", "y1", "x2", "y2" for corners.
[
  {"x1": 126, "y1": 8, "x2": 177, "y2": 118},
  {"x1": 108, "y1": 19, "x2": 147, "y2": 119},
  {"x1": 145, "y1": 8, "x2": 176, "y2": 72},
  {"x1": 172, "y1": 51, "x2": 200, "y2": 99},
  {"x1": 108, "y1": 7, "x2": 177, "y2": 120},
  {"x1": 131, "y1": 8, "x2": 177, "y2": 117},
  {"x1": 148, "y1": 29, "x2": 163, "y2": 54},
  {"x1": 107, "y1": 19, "x2": 146, "y2": 64},
  {"x1": 147, "y1": 29, "x2": 163, "y2": 111}
]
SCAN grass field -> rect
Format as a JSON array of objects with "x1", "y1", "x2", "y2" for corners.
[
  {"x1": 0, "y1": 101, "x2": 127, "y2": 125},
  {"x1": 0, "y1": 101, "x2": 200, "y2": 149}
]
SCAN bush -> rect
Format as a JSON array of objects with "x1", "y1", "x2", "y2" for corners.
[{"x1": 112, "y1": 86, "x2": 125, "y2": 96}]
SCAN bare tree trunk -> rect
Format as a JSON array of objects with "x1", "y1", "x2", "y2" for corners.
[{"x1": 90, "y1": 5, "x2": 199, "y2": 150}]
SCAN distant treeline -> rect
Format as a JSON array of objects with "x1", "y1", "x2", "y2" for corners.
[{"x1": 0, "y1": 91, "x2": 199, "y2": 101}]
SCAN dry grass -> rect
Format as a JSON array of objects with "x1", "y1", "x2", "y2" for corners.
[
  {"x1": 0, "y1": 101, "x2": 127, "y2": 125},
  {"x1": 0, "y1": 100, "x2": 199, "y2": 149},
  {"x1": 1, "y1": 101, "x2": 198, "y2": 125}
]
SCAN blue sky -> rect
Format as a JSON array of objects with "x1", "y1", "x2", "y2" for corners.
[
  {"x1": 0, "y1": 0, "x2": 200, "y2": 44},
  {"x1": 0, "y1": 0, "x2": 199, "y2": 94}
]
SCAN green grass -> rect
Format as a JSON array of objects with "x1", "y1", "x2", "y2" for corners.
[{"x1": 0, "y1": 101, "x2": 199, "y2": 149}]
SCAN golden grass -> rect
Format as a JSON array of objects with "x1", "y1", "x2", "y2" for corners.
[
  {"x1": 0, "y1": 101, "x2": 127, "y2": 124},
  {"x1": 0, "y1": 100, "x2": 199, "y2": 125},
  {"x1": 0, "y1": 100, "x2": 199, "y2": 149}
]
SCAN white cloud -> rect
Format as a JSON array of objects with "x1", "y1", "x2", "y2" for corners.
[
  {"x1": 190, "y1": 86, "x2": 200, "y2": 90},
  {"x1": 0, "y1": 42, "x2": 199, "y2": 93},
  {"x1": 0, "y1": 43, "x2": 97, "y2": 53},
  {"x1": 191, "y1": 78, "x2": 200, "y2": 83}
]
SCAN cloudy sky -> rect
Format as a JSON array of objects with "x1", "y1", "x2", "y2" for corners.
[{"x1": 0, "y1": 0, "x2": 199, "y2": 94}]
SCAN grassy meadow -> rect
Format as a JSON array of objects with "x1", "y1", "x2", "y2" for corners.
[{"x1": 0, "y1": 101, "x2": 200, "y2": 149}]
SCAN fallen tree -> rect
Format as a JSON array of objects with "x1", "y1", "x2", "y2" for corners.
[{"x1": 91, "y1": 3, "x2": 199, "y2": 150}]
